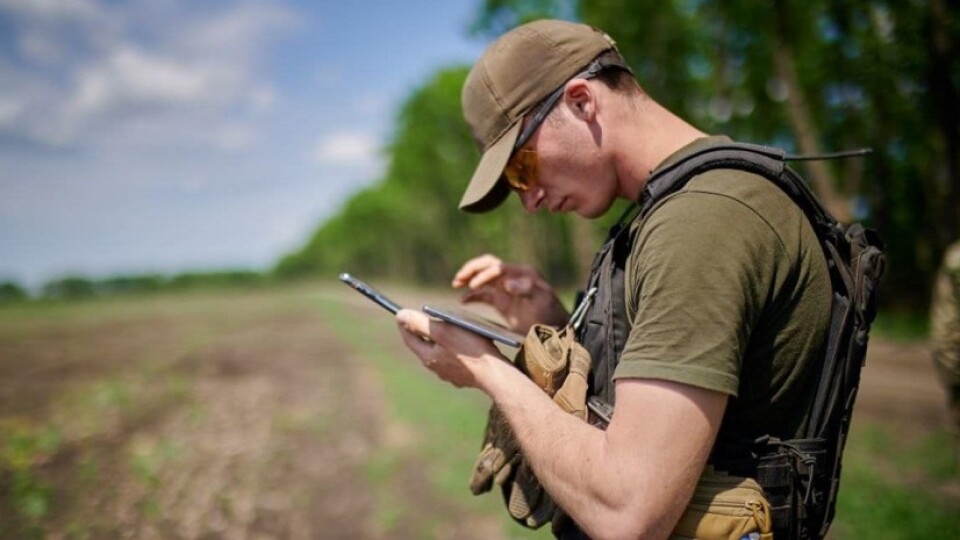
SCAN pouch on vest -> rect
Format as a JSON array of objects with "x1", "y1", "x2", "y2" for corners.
[
  {"x1": 567, "y1": 142, "x2": 885, "y2": 540},
  {"x1": 671, "y1": 467, "x2": 773, "y2": 540},
  {"x1": 469, "y1": 323, "x2": 591, "y2": 529}
]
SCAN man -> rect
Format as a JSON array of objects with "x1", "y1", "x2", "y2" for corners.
[
  {"x1": 395, "y1": 19, "x2": 831, "y2": 539},
  {"x1": 931, "y1": 240, "x2": 960, "y2": 463}
]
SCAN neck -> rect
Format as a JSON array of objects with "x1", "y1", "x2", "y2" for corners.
[{"x1": 609, "y1": 96, "x2": 706, "y2": 201}]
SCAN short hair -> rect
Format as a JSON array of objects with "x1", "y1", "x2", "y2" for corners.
[{"x1": 596, "y1": 68, "x2": 643, "y2": 95}]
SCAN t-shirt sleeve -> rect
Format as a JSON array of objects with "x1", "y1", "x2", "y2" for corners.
[{"x1": 612, "y1": 188, "x2": 788, "y2": 396}]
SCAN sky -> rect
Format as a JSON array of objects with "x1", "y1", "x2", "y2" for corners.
[{"x1": 0, "y1": 0, "x2": 489, "y2": 289}]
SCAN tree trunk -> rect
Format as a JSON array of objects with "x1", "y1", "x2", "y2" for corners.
[
  {"x1": 770, "y1": 36, "x2": 852, "y2": 223},
  {"x1": 929, "y1": 0, "x2": 960, "y2": 242}
]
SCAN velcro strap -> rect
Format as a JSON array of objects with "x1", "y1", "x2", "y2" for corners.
[{"x1": 755, "y1": 461, "x2": 794, "y2": 488}]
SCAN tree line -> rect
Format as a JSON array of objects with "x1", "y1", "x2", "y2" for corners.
[
  {"x1": 281, "y1": 0, "x2": 958, "y2": 311},
  {"x1": 5, "y1": 1, "x2": 955, "y2": 312},
  {"x1": 0, "y1": 271, "x2": 268, "y2": 302}
]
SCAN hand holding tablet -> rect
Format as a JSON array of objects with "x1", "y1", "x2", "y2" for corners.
[{"x1": 339, "y1": 273, "x2": 523, "y2": 348}]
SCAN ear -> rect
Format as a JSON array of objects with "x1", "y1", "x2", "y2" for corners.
[{"x1": 563, "y1": 79, "x2": 597, "y2": 122}]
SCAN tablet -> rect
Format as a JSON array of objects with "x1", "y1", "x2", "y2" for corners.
[
  {"x1": 339, "y1": 272, "x2": 402, "y2": 314},
  {"x1": 422, "y1": 305, "x2": 523, "y2": 348},
  {"x1": 338, "y1": 272, "x2": 523, "y2": 348}
]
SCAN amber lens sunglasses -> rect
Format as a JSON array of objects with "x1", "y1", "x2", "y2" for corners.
[
  {"x1": 503, "y1": 149, "x2": 538, "y2": 192},
  {"x1": 501, "y1": 57, "x2": 629, "y2": 193}
]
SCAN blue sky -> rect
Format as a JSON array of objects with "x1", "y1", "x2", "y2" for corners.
[{"x1": 0, "y1": 0, "x2": 490, "y2": 288}]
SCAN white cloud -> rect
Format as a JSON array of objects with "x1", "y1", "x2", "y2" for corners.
[
  {"x1": 69, "y1": 46, "x2": 213, "y2": 116},
  {"x1": 177, "y1": 3, "x2": 295, "y2": 58},
  {"x1": 0, "y1": 1, "x2": 296, "y2": 150},
  {"x1": 312, "y1": 133, "x2": 379, "y2": 165}
]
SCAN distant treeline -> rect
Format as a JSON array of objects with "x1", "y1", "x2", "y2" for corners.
[
  {"x1": 8, "y1": 2, "x2": 957, "y2": 311},
  {"x1": 280, "y1": 1, "x2": 960, "y2": 311},
  {"x1": 273, "y1": 67, "x2": 622, "y2": 289},
  {"x1": 0, "y1": 270, "x2": 267, "y2": 302}
]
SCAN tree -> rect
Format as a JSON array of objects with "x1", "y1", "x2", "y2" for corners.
[
  {"x1": 473, "y1": 0, "x2": 960, "y2": 309},
  {"x1": 276, "y1": 67, "x2": 582, "y2": 286},
  {"x1": 0, "y1": 281, "x2": 29, "y2": 303}
]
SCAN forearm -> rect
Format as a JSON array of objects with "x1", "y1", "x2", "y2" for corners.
[
  {"x1": 477, "y1": 360, "x2": 687, "y2": 539},
  {"x1": 395, "y1": 309, "x2": 722, "y2": 538}
]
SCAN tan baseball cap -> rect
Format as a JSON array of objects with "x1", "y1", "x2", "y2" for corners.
[{"x1": 459, "y1": 20, "x2": 622, "y2": 213}]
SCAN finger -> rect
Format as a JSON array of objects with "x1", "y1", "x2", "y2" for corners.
[
  {"x1": 396, "y1": 309, "x2": 435, "y2": 345},
  {"x1": 504, "y1": 276, "x2": 534, "y2": 296},
  {"x1": 453, "y1": 254, "x2": 501, "y2": 287},
  {"x1": 467, "y1": 264, "x2": 506, "y2": 291},
  {"x1": 399, "y1": 326, "x2": 435, "y2": 360},
  {"x1": 397, "y1": 307, "x2": 432, "y2": 333},
  {"x1": 460, "y1": 284, "x2": 512, "y2": 315},
  {"x1": 460, "y1": 286, "x2": 494, "y2": 305}
]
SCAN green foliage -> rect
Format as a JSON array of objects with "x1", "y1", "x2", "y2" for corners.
[
  {"x1": 0, "y1": 281, "x2": 29, "y2": 303},
  {"x1": 871, "y1": 309, "x2": 930, "y2": 342},
  {"x1": 0, "y1": 420, "x2": 62, "y2": 536},
  {"x1": 29, "y1": 270, "x2": 269, "y2": 302},
  {"x1": 279, "y1": 1, "x2": 958, "y2": 307},
  {"x1": 277, "y1": 67, "x2": 584, "y2": 287},
  {"x1": 42, "y1": 276, "x2": 96, "y2": 300},
  {"x1": 315, "y1": 293, "x2": 549, "y2": 538},
  {"x1": 166, "y1": 269, "x2": 267, "y2": 290},
  {"x1": 469, "y1": 0, "x2": 960, "y2": 310},
  {"x1": 834, "y1": 422, "x2": 960, "y2": 539},
  {"x1": 470, "y1": 0, "x2": 577, "y2": 36}
]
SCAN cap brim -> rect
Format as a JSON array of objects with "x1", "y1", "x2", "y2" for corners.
[{"x1": 459, "y1": 120, "x2": 521, "y2": 213}]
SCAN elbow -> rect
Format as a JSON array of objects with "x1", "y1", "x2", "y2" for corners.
[{"x1": 582, "y1": 506, "x2": 663, "y2": 540}]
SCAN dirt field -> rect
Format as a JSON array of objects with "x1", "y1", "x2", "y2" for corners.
[{"x1": 0, "y1": 284, "x2": 953, "y2": 538}]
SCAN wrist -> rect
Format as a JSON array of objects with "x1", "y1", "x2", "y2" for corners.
[{"x1": 474, "y1": 352, "x2": 521, "y2": 399}]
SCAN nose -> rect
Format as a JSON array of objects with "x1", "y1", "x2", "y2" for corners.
[{"x1": 518, "y1": 187, "x2": 543, "y2": 212}]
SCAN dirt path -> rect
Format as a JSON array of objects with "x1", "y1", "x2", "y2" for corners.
[
  {"x1": 101, "y1": 318, "x2": 384, "y2": 539},
  {"x1": 0, "y1": 287, "x2": 953, "y2": 538},
  {"x1": 0, "y1": 293, "x2": 390, "y2": 538},
  {"x1": 858, "y1": 338, "x2": 947, "y2": 437}
]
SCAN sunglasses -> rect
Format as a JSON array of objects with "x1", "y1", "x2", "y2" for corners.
[
  {"x1": 503, "y1": 56, "x2": 629, "y2": 193},
  {"x1": 503, "y1": 149, "x2": 538, "y2": 192}
]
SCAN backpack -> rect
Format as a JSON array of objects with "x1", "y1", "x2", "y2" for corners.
[{"x1": 573, "y1": 142, "x2": 885, "y2": 539}]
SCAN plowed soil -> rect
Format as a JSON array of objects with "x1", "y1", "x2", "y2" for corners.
[{"x1": 0, "y1": 285, "x2": 951, "y2": 538}]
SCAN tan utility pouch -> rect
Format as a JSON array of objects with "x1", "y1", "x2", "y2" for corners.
[
  {"x1": 671, "y1": 467, "x2": 773, "y2": 540},
  {"x1": 470, "y1": 324, "x2": 774, "y2": 538},
  {"x1": 469, "y1": 323, "x2": 590, "y2": 528}
]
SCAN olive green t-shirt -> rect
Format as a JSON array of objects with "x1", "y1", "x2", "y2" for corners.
[{"x1": 612, "y1": 136, "x2": 832, "y2": 439}]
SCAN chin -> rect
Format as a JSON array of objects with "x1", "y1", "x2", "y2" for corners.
[{"x1": 577, "y1": 199, "x2": 615, "y2": 219}]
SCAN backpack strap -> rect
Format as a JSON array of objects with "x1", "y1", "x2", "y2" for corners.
[
  {"x1": 629, "y1": 141, "x2": 881, "y2": 539},
  {"x1": 639, "y1": 143, "x2": 837, "y2": 232}
]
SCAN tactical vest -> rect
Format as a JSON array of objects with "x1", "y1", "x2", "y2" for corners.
[{"x1": 558, "y1": 142, "x2": 885, "y2": 540}]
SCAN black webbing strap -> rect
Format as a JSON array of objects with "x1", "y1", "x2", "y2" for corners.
[
  {"x1": 639, "y1": 143, "x2": 836, "y2": 231},
  {"x1": 635, "y1": 142, "x2": 872, "y2": 540}
]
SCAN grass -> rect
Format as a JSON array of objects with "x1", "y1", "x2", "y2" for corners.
[
  {"x1": 314, "y1": 291, "x2": 550, "y2": 539},
  {"x1": 2, "y1": 282, "x2": 954, "y2": 538},
  {"x1": 0, "y1": 419, "x2": 60, "y2": 535},
  {"x1": 831, "y1": 421, "x2": 960, "y2": 539},
  {"x1": 871, "y1": 309, "x2": 929, "y2": 342},
  {"x1": 315, "y1": 285, "x2": 959, "y2": 540}
]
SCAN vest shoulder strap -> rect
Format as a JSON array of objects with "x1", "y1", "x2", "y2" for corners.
[{"x1": 639, "y1": 143, "x2": 836, "y2": 236}]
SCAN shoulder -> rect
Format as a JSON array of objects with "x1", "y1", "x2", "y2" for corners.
[{"x1": 635, "y1": 170, "x2": 798, "y2": 250}]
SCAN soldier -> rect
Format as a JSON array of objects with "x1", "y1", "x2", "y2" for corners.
[
  {"x1": 394, "y1": 19, "x2": 833, "y2": 538},
  {"x1": 931, "y1": 240, "x2": 960, "y2": 462}
]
